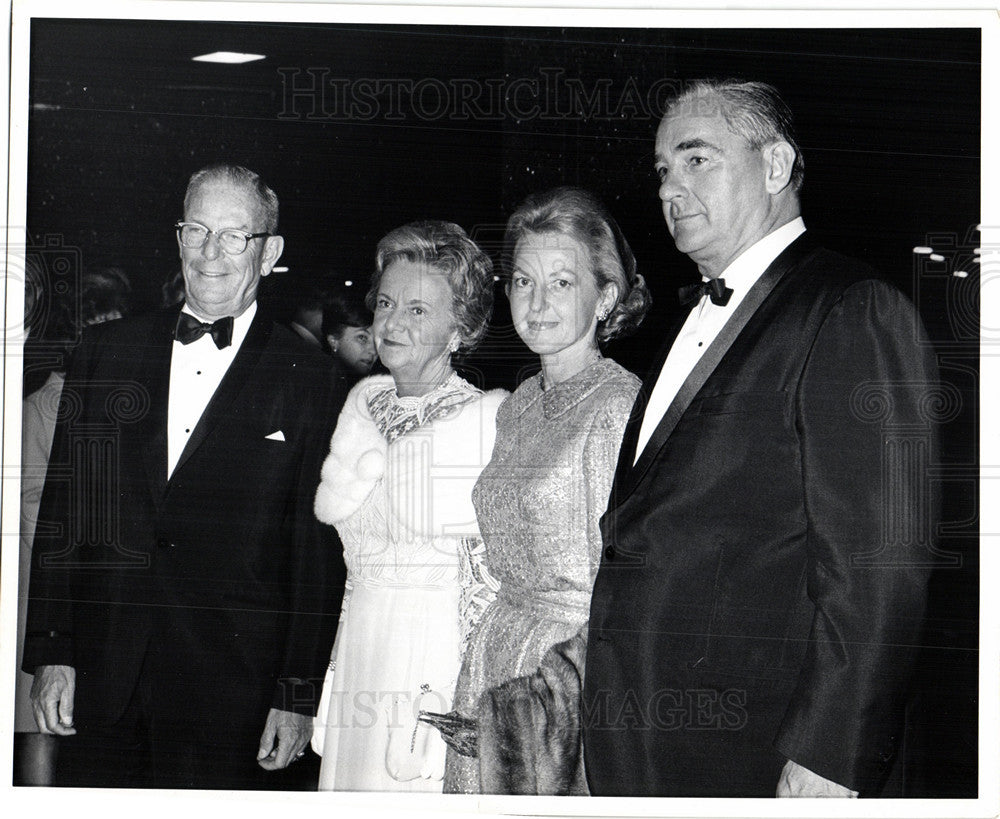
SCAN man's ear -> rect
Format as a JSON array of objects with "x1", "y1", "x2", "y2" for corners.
[
  {"x1": 763, "y1": 141, "x2": 796, "y2": 194},
  {"x1": 260, "y1": 235, "x2": 285, "y2": 277}
]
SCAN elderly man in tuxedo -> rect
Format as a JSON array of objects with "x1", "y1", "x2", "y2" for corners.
[
  {"x1": 23, "y1": 164, "x2": 345, "y2": 789},
  {"x1": 583, "y1": 80, "x2": 938, "y2": 797}
]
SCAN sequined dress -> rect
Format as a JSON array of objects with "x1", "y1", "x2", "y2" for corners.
[
  {"x1": 311, "y1": 373, "x2": 506, "y2": 791},
  {"x1": 444, "y1": 358, "x2": 640, "y2": 793}
]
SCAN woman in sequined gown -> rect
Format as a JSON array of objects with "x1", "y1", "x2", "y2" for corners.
[
  {"x1": 311, "y1": 221, "x2": 506, "y2": 791},
  {"x1": 443, "y1": 188, "x2": 651, "y2": 794}
]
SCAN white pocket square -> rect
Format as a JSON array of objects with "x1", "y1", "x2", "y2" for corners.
[{"x1": 265, "y1": 430, "x2": 286, "y2": 442}]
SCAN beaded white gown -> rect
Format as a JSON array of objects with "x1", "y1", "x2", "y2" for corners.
[{"x1": 312, "y1": 373, "x2": 506, "y2": 792}]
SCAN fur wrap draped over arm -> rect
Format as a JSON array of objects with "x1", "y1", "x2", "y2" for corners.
[
  {"x1": 476, "y1": 627, "x2": 589, "y2": 795},
  {"x1": 313, "y1": 378, "x2": 388, "y2": 525}
]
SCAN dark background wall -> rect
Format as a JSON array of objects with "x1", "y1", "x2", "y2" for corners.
[{"x1": 21, "y1": 18, "x2": 980, "y2": 796}]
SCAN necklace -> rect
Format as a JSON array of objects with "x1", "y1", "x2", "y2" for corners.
[
  {"x1": 540, "y1": 349, "x2": 604, "y2": 392},
  {"x1": 367, "y1": 372, "x2": 481, "y2": 443}
]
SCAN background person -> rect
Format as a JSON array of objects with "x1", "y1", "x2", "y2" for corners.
[
  {"x1": 16, "y1": 267, "x2": 132, "y2": 786},
  {"x1": 322, "y1": 292, "x2": 376, "y2": 387},
  {"x1": 288, "y1": 285, "x2": 327, "y2": 348}
]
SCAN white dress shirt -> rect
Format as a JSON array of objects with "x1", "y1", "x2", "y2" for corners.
[
  {"x1": 634, "y1": 218, "x2": 806, "y2": 462},
  {"x1": 167, "y1": 301, "x2": 256, "y2": 478}
]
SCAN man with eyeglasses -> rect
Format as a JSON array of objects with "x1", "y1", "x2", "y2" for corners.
[{"x1": 24, "y1": 164, "x2": 346, "y2": 789}]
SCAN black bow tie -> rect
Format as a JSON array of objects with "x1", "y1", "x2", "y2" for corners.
[
  {"x1": 174, "y1": 312, "x2": 234, "y2": 349},
  {"x1": 678, "y1": 278, "x2": 734, "y2": 307}
]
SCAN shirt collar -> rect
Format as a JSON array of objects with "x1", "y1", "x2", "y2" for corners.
[{"x1": 710, "y1": 216, "x2": 806, "y2": 292}]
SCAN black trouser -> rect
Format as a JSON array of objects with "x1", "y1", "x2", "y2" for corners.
[{"x1": 55, "y1": 640, "x2": 319, "y2": 790}]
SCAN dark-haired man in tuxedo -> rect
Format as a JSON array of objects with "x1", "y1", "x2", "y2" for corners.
[
  {"x1": 584, "y1": 80, "x2": 938, "y2": 797},
  {"x1": 24, "y1": 164, "x2": 345, "y2": 789}
]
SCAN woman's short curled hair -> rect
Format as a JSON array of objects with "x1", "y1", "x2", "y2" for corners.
[
  {"x1": 504, "y1": 186, "x2": 650, "y2": 343},
  {"x1": 367, "y1": 220, "x2": 494, "y2": 353}
]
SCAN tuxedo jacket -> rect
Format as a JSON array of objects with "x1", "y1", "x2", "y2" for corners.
[
  {"x1": 584, "y1": 235, "x2": 938, "y2": 796},
  {"x1": 23, "y1": 306, "x2": 346, "y2": 733}
]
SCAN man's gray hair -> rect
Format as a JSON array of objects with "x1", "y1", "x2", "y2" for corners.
[
  {"x1": 184, "y1": 164, "x2": 279, "y2": 233},
  {"x1": 667, "y1": 79, "x2": 805, "y2": 192}
]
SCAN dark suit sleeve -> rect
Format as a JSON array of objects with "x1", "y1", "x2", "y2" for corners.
[
  {"x1": 773, "y1": 279, "x2": 938, "y2": 793},
  {"x1": 271, "y1": 371, "x2": 347, "y2": 716},
  {"x1": 21, "y1": 329, "x2": 105, "y2": 672}
]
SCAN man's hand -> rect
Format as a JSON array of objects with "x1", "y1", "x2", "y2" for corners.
[
  {"x1": 30, "y1": 665, "x2": 77, "y2": 736},
  {"x1": 776, "y1": 759, "x2": 859, "y2": 797},
  {"x1": 256, "y1": 707, "x2": 312, "y2": 770}
]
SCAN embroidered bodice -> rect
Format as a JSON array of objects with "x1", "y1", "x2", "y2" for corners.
[{"x1": 314, "y1": 372, "x2": 506, "y2": 629}]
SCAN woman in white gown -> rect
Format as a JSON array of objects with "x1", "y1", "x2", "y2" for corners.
[{"x1": 311, "y1": 221, "x2": 506, "y2": 791}]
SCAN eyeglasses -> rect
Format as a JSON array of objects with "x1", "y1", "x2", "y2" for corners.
[{"x1": 175, "y1": 221, "x2": 271, "y2": 256}]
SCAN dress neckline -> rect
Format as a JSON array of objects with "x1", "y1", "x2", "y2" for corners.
[
  {"x1": 525, "y1": 357, "x2": 625, "y2": 420},
  {"x1": 367, "y1": 372, "x2": 483, "y2": 442}
]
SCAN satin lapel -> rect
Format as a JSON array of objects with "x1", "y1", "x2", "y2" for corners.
[
  {"x1": 169, "y1": 310, "x2": 272, "y2": 481},
  {"x1": 612, "y1": 234, "x2": 816, "y2": 507},
  {"x1": 139, "y1": 309, "x2": 182, "y2": 508},
  {"x1": 610, "y1": 309, "x2": 691, "y2": 495}
]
